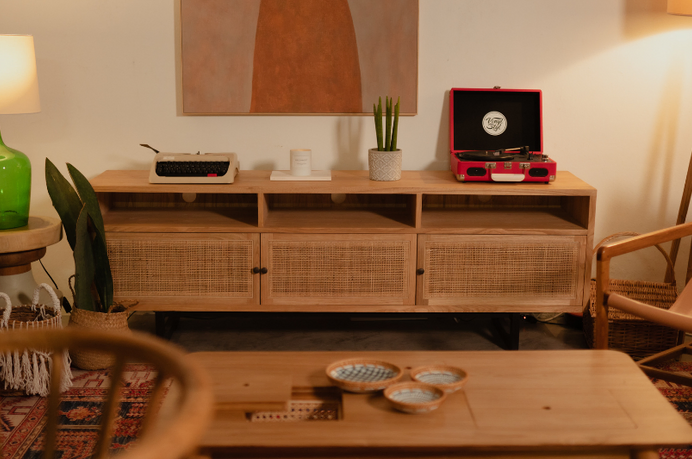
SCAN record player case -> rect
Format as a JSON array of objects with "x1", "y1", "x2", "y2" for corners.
[{"x1": 449, "y1": 87, "x2": 557, "y2": 183}]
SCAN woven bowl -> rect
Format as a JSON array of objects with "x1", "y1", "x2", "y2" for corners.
[
  {"x1": 384, "y1": 382, "x2": 447, "y2": 414},
  {"x1": 410, "y1": 365, "x2": 468, "y2": 393},
  {"x1": 326, "y1": 358, "x2": 402, "y2": 393}
]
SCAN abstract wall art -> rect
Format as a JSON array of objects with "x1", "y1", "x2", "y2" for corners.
[{"x1": 181, "y1": 0, "x2": 418, "y2": 115}]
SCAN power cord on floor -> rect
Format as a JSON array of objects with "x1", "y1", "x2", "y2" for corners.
[{"x1": 39, "y1": 259, "x2": 72, "y2": 313}]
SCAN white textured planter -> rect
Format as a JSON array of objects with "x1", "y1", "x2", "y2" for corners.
[{"x1": 368, "y1": 148, "x2": 402, "y2": 181}]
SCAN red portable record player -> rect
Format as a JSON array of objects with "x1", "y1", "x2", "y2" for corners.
[{"x1": 449, "y1": 87, "x2": 556, "y2": 183}]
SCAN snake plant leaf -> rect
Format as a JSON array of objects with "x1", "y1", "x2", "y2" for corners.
[
  {"x1": 45, "y1": 158, "x2": 82, "y2": 251},
  {"x1": 385, "y1": 96, "x2": 392, "y2": 151},
  {"x1": 67, "y1": 163, "x2": 106, "y2": 242},
  {"x1": 91, "y1": 230, "x2": 113, "y2": 310},
  {"x1": 67, "y1": 163, "x2": 114, "y2": 309},
  {"x1": 391, "y1": 97, "x2": 400, "y2": 151},
  {"x1": 74, "y1": 205, "x2": 97, "y2": 311},
  {"x1": 375, "y1": 99, "x2": 383, "y2": 151}
]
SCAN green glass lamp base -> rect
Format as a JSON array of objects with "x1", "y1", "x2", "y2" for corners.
[{"x1": 0, "y1": 130, "x2": 32, "y2": 230}]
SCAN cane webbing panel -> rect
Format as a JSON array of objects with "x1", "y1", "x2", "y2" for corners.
[
  {"x1": 267, "y1": 240, "x2": 410, "y2": 297},
  {"x1": 108, "y1": 238, "x2": 254, "y2": 297},
  {"x1": 424, "y1": 239, "x2": 580, "y2": 299}
]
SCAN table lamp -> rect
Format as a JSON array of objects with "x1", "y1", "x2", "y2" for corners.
[
  {"x1": 669, "y1": 0, "x2": 692, "y2": 15},
  {"x1": 0, "y1": 34, "x2": 40, "y2": 230}
]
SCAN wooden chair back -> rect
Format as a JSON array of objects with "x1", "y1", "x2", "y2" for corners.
[{"x1": 0, "y1": 328, "x2": 213, "y2": 459}]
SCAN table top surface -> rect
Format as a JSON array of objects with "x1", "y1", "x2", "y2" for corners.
[
  {"x1": 0, "y1": 216, "x2": 62, "y2": 254},
  {"x1": 194, "y1": 349, "x2": 692, "y2": 453}
]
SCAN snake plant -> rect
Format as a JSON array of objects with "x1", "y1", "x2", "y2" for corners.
[
  {"x1": 45, "y1": 159, "x2": 114, "y2": 313},
  {"x1": 373, "y1": 96, "x2": 400, "y2": 151}
]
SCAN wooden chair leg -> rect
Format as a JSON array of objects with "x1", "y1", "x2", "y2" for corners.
[
  {"x1": 637, "y1": 340, "x2": 692, "y2": 367},
  {"x1": 637, "y1": 341, "x2": 692, "y2": 387}
]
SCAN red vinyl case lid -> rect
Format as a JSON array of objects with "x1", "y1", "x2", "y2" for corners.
[{"x1": 449, "y1": 88, "x2": 543, "y2": 155}]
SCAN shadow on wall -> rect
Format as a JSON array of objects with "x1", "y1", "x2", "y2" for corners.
[
  {"x1": 333, "y1": 117, "x2": 365, "y2": 171},
  {"x1": 623, "y1": 0, "x2": 692, "y2": 39},
  {"x1": 430, "y1": 91, "x2": 451, "y2": 171},
  {"x1": 642, "y1": 56, "x2": 685, "y2": 222},
  {"x1": 622, "y1": 0, "x2": 692, "y2": 223}
]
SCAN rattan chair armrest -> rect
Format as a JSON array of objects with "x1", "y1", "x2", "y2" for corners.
[
  {"x1": 598, "y1": 222, "x2": 692, "y2": 263},
  {"x1": 593, "y1": 222, "x2": 692, "y2": 350}
]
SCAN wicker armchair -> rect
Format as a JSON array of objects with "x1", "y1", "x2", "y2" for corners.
[
  {"x1": 0, "y1": 328, "x2": 213, "y2": 459},
  {"x1": 595, "y1": 221, "x2": 692, "y2": 386}
]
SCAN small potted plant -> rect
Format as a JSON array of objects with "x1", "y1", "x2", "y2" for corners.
[
  {"x1": 45, "y1": 159, "x2": 130, "y2": 369},
  {"x1": 369, "y1": 96, "x2": 402, "y2": 181}
]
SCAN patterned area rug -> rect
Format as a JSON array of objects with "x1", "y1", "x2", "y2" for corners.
[
  {"x1": 0, "y1": 364, "x2": 161, "y2": 459},
  {"x1": 653, "y1": 361, "x2": 692, "y2": 459}
]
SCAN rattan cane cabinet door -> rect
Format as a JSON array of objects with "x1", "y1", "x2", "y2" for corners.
[
  {"x1": 107, "y1": 233, "x2": 260, "y2": 310},
  {"x1": 417, "y1": 234, "x2": 586, "y2": 311},
  {"x1": 261, "y1": 234, "x2": 416, "y2": 307}
]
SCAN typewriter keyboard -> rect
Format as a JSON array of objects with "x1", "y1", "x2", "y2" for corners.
[{"x1": 155, "y1": 161, "x2": 230, "y2": 177}]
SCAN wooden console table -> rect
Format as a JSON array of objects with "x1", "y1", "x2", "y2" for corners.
[
  {"x1": 91, "y1": 170, "x2": 596, "y2": 338},
  {"x1": 193, "y1": 349, "x2": 692, "y2": 458}
]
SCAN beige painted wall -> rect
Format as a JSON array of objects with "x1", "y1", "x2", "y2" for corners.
[{"x1": 1, "y1": 0, "x2": 692, "y2": 299}]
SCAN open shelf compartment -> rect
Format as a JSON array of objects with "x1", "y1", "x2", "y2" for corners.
[
  {"x1": 98, "y1": 192, "x2": 259, "y2": 232},
  {"x1": 420, "y1": 194, "x2": 591, "y2": 234},
  {"x1": 262, "y1": 193, "x2": 417, "y2": 231}
]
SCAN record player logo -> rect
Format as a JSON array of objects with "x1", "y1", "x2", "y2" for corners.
[{"x1": 483, "y1": 111, "x2": 507, "y2": 136}]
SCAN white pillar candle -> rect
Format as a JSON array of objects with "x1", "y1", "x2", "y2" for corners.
[{"x1": 290, "y1": 149, "x2": 312, "y2": 176}]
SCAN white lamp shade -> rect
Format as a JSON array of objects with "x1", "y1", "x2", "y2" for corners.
[
  {"x1": 668, "y1": 0, "x2": 692, "y2": 16},
  {"x1": 0, "y1": 35, "x2": 40, "y2": 114}
]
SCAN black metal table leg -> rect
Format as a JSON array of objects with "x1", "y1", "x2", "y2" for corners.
[
  {"x1": 492, "y1": 313, "x2": 522, "y2": 350},
  {"x1": 154, "y1": 312, "x2": 180, "y2": 339}
]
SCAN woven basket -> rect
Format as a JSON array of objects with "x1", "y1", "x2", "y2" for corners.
[
  {"x1": 0, "y1": 284, "x2": 72, "y2": 396},
  {"x1": 583, "y1": 232, "x2": 681, "y2": 360},
  {"x1": 68, "y1": 307, "x2": 130, "y2": 370}
]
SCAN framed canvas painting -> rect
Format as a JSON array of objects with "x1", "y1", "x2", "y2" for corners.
[{"x1": 181, "y1": 0, "x2": 418, "y2": 115}]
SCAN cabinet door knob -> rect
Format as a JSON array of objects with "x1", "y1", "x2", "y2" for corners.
[
  {"x1": 253, "y1": 267, "x2": 260, "y2": 274},
  {"x1": 260, "y1": 267, "x2": 268, "y2": 274},
  {"x1": 416, "y1": 268, "x2": 425, "y2": 275}
]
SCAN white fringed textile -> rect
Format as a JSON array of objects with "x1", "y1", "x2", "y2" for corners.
[{"x1": 0, "y1": 284, "x2": 73, "y2": 396}]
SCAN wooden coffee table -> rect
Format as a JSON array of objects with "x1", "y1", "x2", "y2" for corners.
[{"x1": 193, "y1": 350, "x2": 692, "y2": 458}]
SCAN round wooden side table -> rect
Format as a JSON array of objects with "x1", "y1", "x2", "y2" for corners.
[{"x1": 0, "y1": 216, "x2": 62, "y2": 306}]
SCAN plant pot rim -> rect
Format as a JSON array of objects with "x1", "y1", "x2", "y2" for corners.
[
  {"x1": 71, "y1": 305, "x2": 129, "y2": 315},
  {"x1": 369, "y1": 148, "x2": 402, "y2": 152}
]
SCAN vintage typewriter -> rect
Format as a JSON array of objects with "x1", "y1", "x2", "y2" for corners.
[{"x1": 144, "y1": 145, "x2": 239, "y2": 184}]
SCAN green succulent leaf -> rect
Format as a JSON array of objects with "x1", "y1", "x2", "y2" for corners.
[
  {"x1": 67, "y1": 163, "x2": 106, "y2": 241},
  {"x1": 91, "y1": 230, "x2": 113, "y2": 310},
  {"x1": 385, "y1": 96, "x2": 392, "y2": 151},
  {"x1": 45, "y1": 158, "x2": 83, "y2": 251},
  {"x1": 391, "y1": 97, "x2": 400, "y2": 151},
  {"x1": 375, "y1": 98, "x2": 383, "y2": 151},
  {"x1": 74, "y1": 205, "x2": 97, "y2": 311}
]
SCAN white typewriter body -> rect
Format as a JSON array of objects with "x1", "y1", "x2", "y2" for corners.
[{"x1": 149, "y1": 152, "x2": 239, "y2": 184}]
